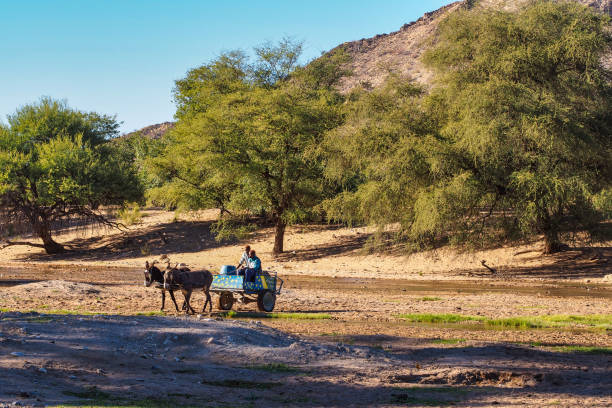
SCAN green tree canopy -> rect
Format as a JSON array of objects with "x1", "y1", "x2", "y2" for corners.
[
  {"x1": 422, "y1": 1, "x2": 612, "y2": 253},
  {"x1": 147, "y1": 40, "x2": 348, "y2": 253},
  {"x1": 325, "y1": 1, "x2": 612, "y2": 253},
  {"x1": 322, "y1": 76, "x2": 436, "y2": 241},
  {"x1": 0, "y1": 98, "x2": 143, "y2": 254}
]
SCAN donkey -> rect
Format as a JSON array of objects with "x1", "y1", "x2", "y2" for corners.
[
  {"x1": 144, "y1": 260, "x2": 186, "y2": 312},
  {"x1": 164, "y1": 265, "x2": 213, "y2": 314}
]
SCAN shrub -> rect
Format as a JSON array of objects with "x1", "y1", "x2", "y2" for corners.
[{"x1": 118, "y1": 203, "x2": 142, "y2": 226}]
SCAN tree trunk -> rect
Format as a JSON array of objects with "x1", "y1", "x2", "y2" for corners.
[
  {"x1": 543, "y1": 230, "x2": 562, "y2": 254},
  {"x1": 273, "y1": 218, "x2": 286, "y2": 254},
  {"x1": 38, "y1": 224, "x2": 64, "y2": 254}
]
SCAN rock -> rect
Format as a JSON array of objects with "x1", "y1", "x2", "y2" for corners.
[
  {"x1": 38, "y1": 367, "x2": 47, "y2": 373},
  {"x1": 206, "y1": 337, "x2": 214, "y2": 344},
  {"x1": 96, "y1": 368, "x2": 105, "y2": 375}
]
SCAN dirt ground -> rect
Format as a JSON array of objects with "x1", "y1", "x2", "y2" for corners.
[
  {"x1": 1, "y1": 210, "x2": 611, "y2": 407},
  {"x1": 1, "y1": 269, "x2": 611, "y2": 407},
  {"x1": 3, "y1": 309, "x2": 609, "y2": 408},
  {"x1": 3, "y1": 209, "x2": 610, "y2": 282}
]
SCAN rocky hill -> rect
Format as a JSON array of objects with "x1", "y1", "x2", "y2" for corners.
[
  {"x1": 332, "y1": 0, "x2": 611, "y2": 93},
  {"x1": 123, "y1": 121, "x2": 175, "y2": 139}
]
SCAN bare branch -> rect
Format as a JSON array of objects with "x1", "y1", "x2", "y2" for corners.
[{"x1": 0, "y1": 240, "x2": 45, "y2": 250}]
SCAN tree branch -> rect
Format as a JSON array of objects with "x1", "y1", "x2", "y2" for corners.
[{"x1": 0, "y1": 239, "x2": 45, "y2": 250}]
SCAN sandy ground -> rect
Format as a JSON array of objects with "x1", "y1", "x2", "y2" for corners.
[
  {"x1": 1, "y1": 210, "x2": 611, "y2": 407},
  {"x1": 2, "y1": 209, "x2": 611, "y2": 282}
]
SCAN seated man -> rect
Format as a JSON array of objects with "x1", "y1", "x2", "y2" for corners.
[
  {"x1": 244, "y1": 249, "x2": 262, "y2": 283},
  {"x1": 237, "y1": 245, "x2": 251, "y2": 275}
]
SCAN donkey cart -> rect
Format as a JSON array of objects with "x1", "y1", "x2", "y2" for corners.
[{"x1": 210, "y1": 272, "x2": 284, "y2": 312}]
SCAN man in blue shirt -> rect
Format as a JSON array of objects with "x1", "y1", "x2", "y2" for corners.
[{"x1": 244, "y1": 249, "x2": 261, "y2": 282}]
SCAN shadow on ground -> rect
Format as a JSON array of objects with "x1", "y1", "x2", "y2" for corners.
[
  {"x1": 16, "y1": 220, "x2": 225, "y2": 263},
  {"x1": 1, "y1": 313, "x2": 610, "y2": 407}
]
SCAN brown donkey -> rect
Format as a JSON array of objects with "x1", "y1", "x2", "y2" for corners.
[{"x1": 164, "y1": 265, "x2": 213, "y2": 314}]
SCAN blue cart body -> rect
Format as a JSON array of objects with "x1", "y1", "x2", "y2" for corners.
[
  {"x1": 211, "y1": 272, "x2": 283, "y2": 295},
  {"x1": 210, "y1": 271, "x2": 283, "y2": 312}
]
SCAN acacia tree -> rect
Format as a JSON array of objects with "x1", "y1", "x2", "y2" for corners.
[
  {"x1": 420, "y1": 1, "x2": 612, "y2": 253},
  {"x1": 148, "y1": 40, "x2": 347, "y2": 253},
  {"x1": 322, "y1": 76, "x2": 435, "y2": 240},
  {"x1": 324, "y1": 2, "x2": 612, "y2": 254},
  {"x1": 0, "y1": 98, "x2": 142, "y2": 254}
]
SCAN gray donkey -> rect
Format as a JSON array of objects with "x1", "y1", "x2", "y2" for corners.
[
  {"x1": 144, "y1": 260, "x2": 190, "y2": 312},
  {"x1": 164, "y1": 264, "x2": 213, "y2": 314}
]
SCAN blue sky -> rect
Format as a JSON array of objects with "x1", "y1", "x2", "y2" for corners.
[{"x1": 0, "y1": 0, "x2": 454, "y2": 133}]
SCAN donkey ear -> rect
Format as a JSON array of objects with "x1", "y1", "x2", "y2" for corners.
[{"x1": 145, "y1": 261, "x2": 149, "y2": 268}]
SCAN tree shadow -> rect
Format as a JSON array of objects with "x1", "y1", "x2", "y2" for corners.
[
  {"x1": 275, "y1": 231, "x2": 371, "y2": 262},
  {"x1": 16, "y1": 220, "x2": 226, "y2": 263},
  {"x1": 497, "y1": 246, "x2": 611, "y2": 279}
]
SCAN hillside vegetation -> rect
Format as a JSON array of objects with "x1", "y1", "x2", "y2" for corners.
[
  {"x1": 332, "y1": 0, "x2": 612, "y2": 92},
  {"x1": 1, "y1": 0, "x2": 610, "y2": 257}
]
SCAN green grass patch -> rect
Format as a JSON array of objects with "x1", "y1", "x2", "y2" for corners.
[
  {"x1": 44, "y1": 309, "x2": 100, "y2": 316},
  {"x1": 200, "y1": 379, "x2": 281, "y2": 390},
  {"x1": 136, "y1": 311, "x2": 165, "y2": 316},
  {"x1": 397, "y1": 313, "x2": 485, "y2": 324},
  {"x1": 552, "y1": 346, "x2": 612, "y2": 354},
  {"x1": 542, "y1": 315, "x2": 612, "y2": 329},
  {"x1": 420, "y1": 296, "x2": 443, "y2": 301},
  {"x1": 432, "y1": 338, "x2": 466, "y2": 344},
  {"x1": 54, "y1": 399, "x2": 200, "y2": 408},
  {"x1": 397, "y1": 313, "x2": 612, "y2": 331},
  {"x1": 58, "y1": 386, "x2": 204, "y2": 407},
  {"x1": 25, "y1": 316, "x2": 55, "y2": 323},
  {"x1": 485, "y1": 317, "x2": 547, "y2": 329},
  {"x1": 223, "y1": 311, "x2": 331, "y2": 320}
]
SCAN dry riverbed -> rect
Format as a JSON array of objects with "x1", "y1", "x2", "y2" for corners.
[{"x1": 1, "y1": 266, "x2": 611, "y2": 407}]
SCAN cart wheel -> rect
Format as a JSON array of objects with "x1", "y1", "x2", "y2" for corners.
[
  {"x1": 257, "y1": 291, "x2": 276, "y2": 312},
  {"x1": 218, "y1": 292, "x2": 234, "y2": 311}
]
